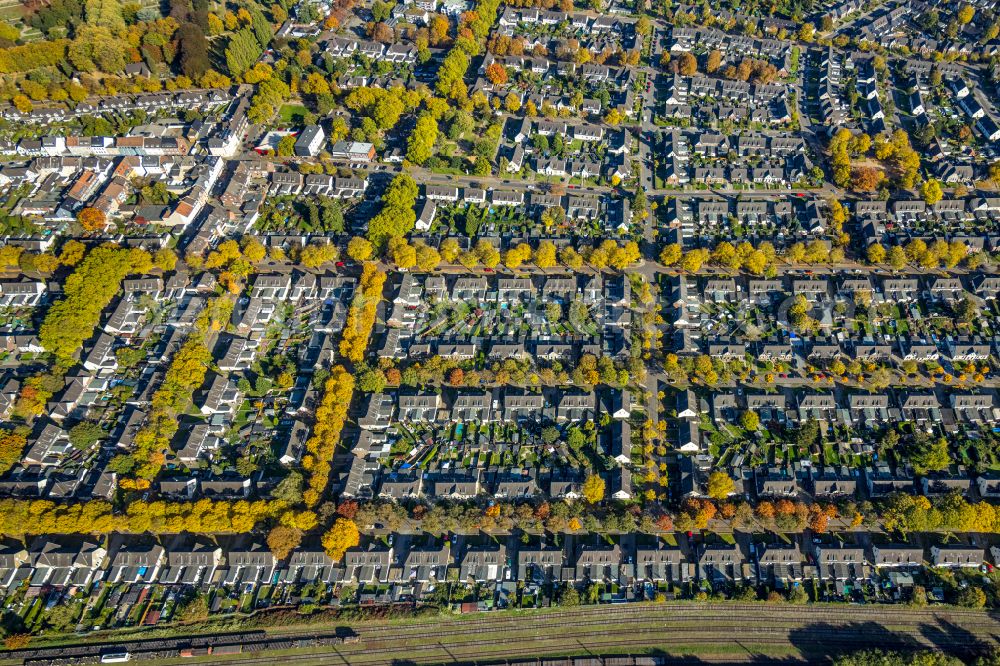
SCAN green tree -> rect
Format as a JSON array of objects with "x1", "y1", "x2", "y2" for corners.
[
  {"x1": 739, "y1": 410, "x2": 760, "y2": 431},
  {"x1": 559, "y1": 584, "x2": 580, "y2": 606},
  {"x1": 248, "y1": 4, "x2": 275, "y2": 48},
  {"x1": 955, "y1": 296, "x2": 979, "y2": 323},
  {"x1": 910, "y1": 436, "x2": 950, "y2": 475},
  {"x1": 787, "y1": 585, "x2": 809, "y2": 604},
  {"x1": 277, "y1": 134, "x2": 296, "y2": 157},
  {"x1": 834, "y1": 650, "x2": 961, "y2": 666},
  {"x1": 546, "y1": 302, "x2": 562, "y2": 322},
  {"x1": 272, "y1": 471, "x2": 305, "y2": 505},
  {"x1": 542, "y1": 426, "x2": 560, "y2": 445},
  {"x1": 116, "y1": 346, "x2": 145, "y2": 369},
  {"x1": 436, "y1": 47, "x2": 469, "y2": 98},
  {"x1": 357, "y1": 368, "x2": 386, "y2": 393},
  {"x1": 68, "y1": 422, "x2": 104, "y2": 451},
  {"x1": 367, "y1": 173, "x2": 417, "y2": 245},
  {"x1": 225, "y1": 29, "x2": 262, "y2": 77},
  {"x1": 40, "y1": 247, "x2": 150, "y2": 362},
  {"x1": 177, "y1": 22, "x2": 210, "y2": 79},
  {"x1": 955, "y1": 586, "x2": 986, "y2": 608},
  {"x1": 407, "y1": 112, "x2": 438, "y2": 165}
]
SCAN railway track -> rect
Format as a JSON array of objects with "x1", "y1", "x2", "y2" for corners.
[
  {"x1": 351, "y1": 618, "x2": 999, "y2": 648},
  {"x1": 182, "y1": 623, "x2": 995, "y2": 666},
  {"x1": 10, "y1": 632, "x2": 269, "y2": 663},
  {"x1": 9, "y1": 602, "x2": 1000, "y2": 665},
  {"x1": 300, "y1": 603, "x2": 1000, "y2": 642},
  {"x1": 169, "y1": 603, "x2": 1000, "y2": 666},
  {"x1": 353, "y1": 613, "x2": 999, "y2": 655}
]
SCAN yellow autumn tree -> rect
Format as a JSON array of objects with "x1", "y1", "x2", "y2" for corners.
[
  {"x1": 582, "y1": 474, "x2": 605, "y2": 503},
  {"x1": 322, "y1": 518, "x2": 360, "y2": 561}
]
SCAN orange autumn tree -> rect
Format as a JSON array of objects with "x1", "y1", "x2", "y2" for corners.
[
  {"x1": 485, "y1": 62, "x2": 508, "y2": 85},
  {"x1": 850, "y1": 166, "x2": 884, "y2": 192},
  {"x1": 77, "y1": 207, "x2": 106, "y2": 232}
]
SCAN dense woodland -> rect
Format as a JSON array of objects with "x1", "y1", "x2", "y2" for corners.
[{"x1": 0, "y1": 0, "x2": 283, "y2": 111}]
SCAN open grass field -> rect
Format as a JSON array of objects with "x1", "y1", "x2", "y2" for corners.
[
  {"x1": 277, "y1": 104, "x2": 310, "y2": 125},
  {"x1": 7, "y1": 601, "x2": 1000, "y2": 666}
]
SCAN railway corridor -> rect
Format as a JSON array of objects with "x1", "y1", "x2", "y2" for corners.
[{"x1": 30, "y1": 602, "x2": 999, "y2": 666}]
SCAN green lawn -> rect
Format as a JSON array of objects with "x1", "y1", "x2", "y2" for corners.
[
  {"x1": 277, "y1": 104, "x2": 310, "y2": 125},
  {"x1": 429, "y1": 166, "x2": 466, "y2": 176}
]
